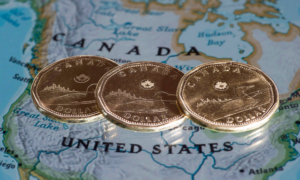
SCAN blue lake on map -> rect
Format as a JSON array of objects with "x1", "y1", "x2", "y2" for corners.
[{"x1": 0, "y1": 3, "x2": 35, "y2": 180}]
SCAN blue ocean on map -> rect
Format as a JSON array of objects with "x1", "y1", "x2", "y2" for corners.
[{"x1": 0, "y1": 3, "x2": 35, "y2": 180}]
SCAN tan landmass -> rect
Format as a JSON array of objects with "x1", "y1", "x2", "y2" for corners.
[
  {"x1": 31, "y1": 171, "x2": 48, "y2": 180},
  {"x1": 122, "y1": 0, "x2": 222, "y2": 12},
  {"x1": 234, "y1": 2, "x2": 280, "y2": 18},
  {"x1": 250, "y1": 0, "x2": 277, "y2": 3},
  {"x1": 19, "y1": 167, "x2": 30, "y2": 180},
  {"x1": 22, "y1": 43, "x2": 29, "y2": 54},
  {"x1": 30, "y1": 1, "x2": 56, "y2": 78},
  {"x1": 19, "y1": 167, "x2": 49, "y2": 180},
  {"x1": 122, "y1": 0, "x2": 231, "y2": 62},
  {"x1": 279, "y1": 93, "x2": 291, "y2": 100},
  {"x1": 218, "y1": 22, "x2": 224, "y2": 26},
  {"x1": 289, "y1": 68, "x2": 300, "y2": 96},
  {"x1": 295, "y1": 80, "x2": 300, "y2": 92},
  {"x1": 230, "y1": 24, "x2": 234, "y2": 28},
  {"x1": 206, "y1": 11, "x2": 227, "y2": 23},
  {"x1": 184, "y1": 53, "x2": 231, "y2": 63}
]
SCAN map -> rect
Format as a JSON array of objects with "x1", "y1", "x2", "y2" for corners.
[{"x1": 1, "y1": 0, "x2": 300, "y2": 179}]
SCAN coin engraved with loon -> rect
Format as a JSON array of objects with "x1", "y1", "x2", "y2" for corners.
[
  {"x1": 31, "y1": 55, "x2": 119, "y2": 123},
  {"x1": 96, "y1": 61, "x2": 187, "y2": 132},
  {"x1": 177, "y1": 62, "x2": 279, "y2": 133}
]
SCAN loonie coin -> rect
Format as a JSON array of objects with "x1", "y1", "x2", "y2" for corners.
[
  {"x1": 95, "y1": 61, "x2": 187, "y2": 132},
  {"x1": 31, "y1": 55, "x2": 119, "y2": 123},
  {"x1": 177, "y1": 61, "x2": 279, "y2": 133}
]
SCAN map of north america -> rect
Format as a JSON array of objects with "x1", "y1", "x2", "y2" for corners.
[{"x1": 0, "y1": 0, "x2": 300, "y2": 179}]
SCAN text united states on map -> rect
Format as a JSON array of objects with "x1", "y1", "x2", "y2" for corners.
[{"x1": 1, "y1": 0, "x2": 300, "y2": 180}]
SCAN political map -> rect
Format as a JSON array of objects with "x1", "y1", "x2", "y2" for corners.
[{"x1": 1, "y1": 0, "x2": 300, "y2": 179}]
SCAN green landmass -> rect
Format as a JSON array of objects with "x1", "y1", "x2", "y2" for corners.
[
  {"x1": 2, "y1": 84, "x2": 98, "y2": 180},
  {"x1": 259, "y1": 100, "x2": 300, "y2": 179},
  {"x1": 1, "y1": 0, "x2": 98, "y2": 179},
  {"x1": 34, "y1": 163, "x2": 97, "y2": 180},
  {"x1": 0, "y1": 0, "x2": 9, "y2": 5},
  {"x1": 2, "y1": 84, "x2": 32, "y2": 170}
]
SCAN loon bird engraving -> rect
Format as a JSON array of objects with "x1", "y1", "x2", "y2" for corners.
[{"x1": 212, "y1": 85, "x2": 261, "y2": 119}]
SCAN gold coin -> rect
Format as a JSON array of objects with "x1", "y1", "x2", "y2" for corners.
[
  {"x1": 177, "y1": 61, "x2": 279, "y2": 133},
  {"x1": 95, "y1": 61, "x2": 187, "y2": 132},
  {"x1": 31, "y1": 55, "x2": 119, "y2": 123}
]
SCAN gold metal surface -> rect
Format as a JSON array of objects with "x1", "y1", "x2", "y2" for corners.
[
  {"x1": 177, "y1": 61, "x2": 279, "y2": 133},
  {"x1": 31, "y1": 55, "x2": 119, "y2": 123},
  {"x1": 95, "y1": 61, "x2": 187, "y2": 132}
]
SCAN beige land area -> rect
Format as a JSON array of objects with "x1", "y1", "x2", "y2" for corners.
[
  {"x1": 121, "y1": 0, "x2": 300, "y2": 98},
  {"x1": 29, "y1": 1, "x2": 56, "y2": 78},
  {"x1": 122, "y1": 0, "x2": 232, "y2": 63},
  {"x1": 19, "y1": 167, "x2": 47, "y2": 180}
]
